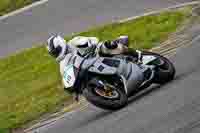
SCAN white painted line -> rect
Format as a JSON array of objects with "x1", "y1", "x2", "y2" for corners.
[
  {"x1": 119, "y1": 1, "x2": 200, "y2": 23},
  {"x1": 0, "y1": 0, "x2": 49, "y2": 21}
]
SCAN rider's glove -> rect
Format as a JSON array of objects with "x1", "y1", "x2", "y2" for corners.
[
  {"x1": 64, "y1": 87, "x2": 80, "y2": 102},
  {"x1": 64, "y1": 87, "x2": 74, "y2": 94},
  {"x1": 104, "y1": 40, "x2": 118, "y2": 49}
]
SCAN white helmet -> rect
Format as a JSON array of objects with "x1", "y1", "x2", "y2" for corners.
[
  {"x1": 46, "y1": 35, "x2": 68, "y2": 61},
  {"x1": 68, "y1": 36, "x2": 99, "y2": 56}
]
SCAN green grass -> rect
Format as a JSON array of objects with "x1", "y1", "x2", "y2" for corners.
[
  {"x1": 70, "y1": 10, "x2": 187, "y2": 50},
  {"x1": 0, "y1": 128, "x2": 9, "y2": 133},
  {"x1": 0, "y1": 0, "x2": 37, "y2": 16},
  {"x1": 0, "y1": 8, "x2": 190, "y2": 131}
]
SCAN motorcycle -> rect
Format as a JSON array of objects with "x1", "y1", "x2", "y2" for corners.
[{"x1": 62, "y1": 50, "x2": 175, "y2": 110}]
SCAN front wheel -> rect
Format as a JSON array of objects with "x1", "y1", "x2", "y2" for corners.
[
  {"x1": 83, "y1": 78, "x2": 128, "y2": 110},
  {"x1": 142, "y1": 51, "x2": 176, "y2": 84}
]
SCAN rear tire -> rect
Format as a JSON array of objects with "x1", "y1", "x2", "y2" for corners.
[
  {"x1": 83, "y1": 78, "x2": 128, "y2": 110},
  {"x1": 142, "y1": 51, "x2": 176, "y2": 84}
]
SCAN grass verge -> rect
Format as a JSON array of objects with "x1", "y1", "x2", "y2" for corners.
[
  {"x1": 0, "y1": 0, "x2": 38, "y2": 16},
  {"x1": 0, "y1": 8, "x2": 190, "y2": 132},
  {"x1": 0, "y1": 128, "x2": 9, "y2": 133}
]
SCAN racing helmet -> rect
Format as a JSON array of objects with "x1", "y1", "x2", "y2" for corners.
[{"x1": 46, "y1": 35, "x2": 68, "y2": 61}]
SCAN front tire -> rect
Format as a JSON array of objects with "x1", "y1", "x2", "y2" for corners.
[{"x1": 83, "y1": 78, "x2": 128, "y2": 110}]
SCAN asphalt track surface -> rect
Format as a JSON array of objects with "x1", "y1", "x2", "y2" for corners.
[{"x1": 0, "y1": 0, "x2": 193, "y2": 57}]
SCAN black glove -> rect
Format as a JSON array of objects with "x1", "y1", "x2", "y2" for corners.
[
  {"x1": 64, "y1": 87, "x2": 74, "y2": 94},
  {"x1": 64, "y1": 87, "x2": 80, "y2": 102},
  {"x1": 104, "y1": 40, "x2": 118, "y2": 49}
]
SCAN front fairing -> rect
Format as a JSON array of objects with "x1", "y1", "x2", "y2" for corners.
[{"x1": 63, "y1": 64, "x2": 79, "y2": 89}]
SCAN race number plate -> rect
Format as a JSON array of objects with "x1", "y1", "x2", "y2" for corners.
[{"x1": 63, "y1": 65, "x2": 76, "y2": 88}]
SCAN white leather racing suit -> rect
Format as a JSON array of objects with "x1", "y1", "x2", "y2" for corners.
[{"x1": 67, "y1": 36, "x2": 129, "y2": 56}]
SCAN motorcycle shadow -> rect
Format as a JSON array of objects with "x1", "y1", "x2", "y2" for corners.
[
  {"x1": 128, "y1": 74, "x2": 179, "y2": 104},
  {"x1": 76, "y1": 85, "x2": 164, "y2": 128},
  {"x1": 128, "y1": 84, "x2": 163, "y2": 104}
]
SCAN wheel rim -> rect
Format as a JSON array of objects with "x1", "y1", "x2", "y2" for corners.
[{"x1": 94, "y1": 84, "x2": 119, "y2": 99}]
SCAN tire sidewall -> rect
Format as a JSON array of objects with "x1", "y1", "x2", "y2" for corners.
[{"x1": 142, "y1": 51, "x2": 176, "y2": 84}]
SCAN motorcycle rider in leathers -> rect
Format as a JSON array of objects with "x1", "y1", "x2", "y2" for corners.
[{"x1": 46, "y1": 35, "x2": 153, "y2": 98}]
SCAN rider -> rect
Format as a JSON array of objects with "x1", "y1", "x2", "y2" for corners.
[
  {"x1": 47, "y1": 35, "x2": 142, "y2": 62},
  {"x1": 46, "y1": 35, "x2": 153, "y2": 94},
  {"x1": 66, "y1": 35, "x2": 142, "y2": 61}
]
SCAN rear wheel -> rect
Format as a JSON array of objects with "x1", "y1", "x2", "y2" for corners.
[
  {"x1": 142, "y1": 51, "x2": 176, "y2": 84},
  {"x1": 83, "y1": 77, "x2": 128, "y2": 110}
]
